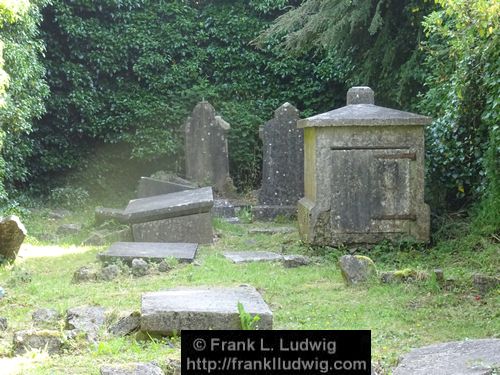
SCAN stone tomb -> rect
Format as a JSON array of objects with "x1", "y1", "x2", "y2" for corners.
[
  {"x1": 298, "y1": 87, "x2": 431, "y2": 245},
  {"x1": 99, "y1": 242, "x2": 198, "y2": 264},
  {"x1": 253, "y1": 103, "x2": 303, "y2": 220},
  {"x1": 136, "y1": 176, "x2": 195, "y2": 199},
  {"x1": 183, "y1": 101, "x2": 234, "y2": 194},
  {"x1": 124, "y1": 187, "x2": 214, "y2": 244},
  {"x1": 141, "y1": 286, "x2": 273, "y2": 334}
]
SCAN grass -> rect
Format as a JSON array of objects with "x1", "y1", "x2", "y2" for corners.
[{"x1": 0, "y1": 205, "x2": 498, "y2": 374}]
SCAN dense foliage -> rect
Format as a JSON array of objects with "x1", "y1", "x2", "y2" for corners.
[
  {"x1": 32, "y1": 0, "x2": 343, "y2": 191},
  {"x1": 0, "y1": 0, "x2": 48, "y2": 202}
]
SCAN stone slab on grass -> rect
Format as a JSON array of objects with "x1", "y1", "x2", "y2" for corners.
[
  {"x1": 224, "y1": 251, "x2": 283, "y2": 263},
  {"x1": 141, "y1": 286, "x2": 272, "y2": 334},
  {"x1": 248, "y1": 227, "x2": 296, "y2": 235},
  {"x1": 394, "y1": 339, "x2": 500, "y2": 375},
  {"x1": 124, "y1": 187, "x2": 213, "y2": 224},
  {"x1": 99, "y1": 242, "x2": 198, "y2": 264},
  {"x1": 132, "y1": 212, "x2": 213, "y2": 244}
]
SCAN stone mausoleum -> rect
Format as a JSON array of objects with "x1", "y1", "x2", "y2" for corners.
[{"x1": 297, "y1": 87, "x2": 431, "y2": 246}]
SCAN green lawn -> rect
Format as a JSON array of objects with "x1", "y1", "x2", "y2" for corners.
[{"x1": 0, "y1": 208, "x2": 498, "y2": 374}]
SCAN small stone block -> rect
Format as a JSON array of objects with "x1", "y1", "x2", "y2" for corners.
[
  {"x1": 141, "y1": 286, "x2": 273, "y2": 334},
  {"x1": 99, "y1": 242, "x2": 198, "y2": 264},
  {"x1": 223, "y1": 251, "x2": 283, "y2": 263}
]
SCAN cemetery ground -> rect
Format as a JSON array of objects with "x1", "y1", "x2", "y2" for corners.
[{"x1": 0, "y1": 203, "x2": 498, "y2": 374}]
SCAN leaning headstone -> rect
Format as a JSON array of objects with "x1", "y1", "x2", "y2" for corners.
[
  {"x1": 100, "y1": 362, "x2": 164, "y2": 375},
  {"x1": 137, "y1": 177, "x2": 195, "y2": 199},
  {"x1": 125, "y1": 187, "x2": 214, "y2": 244},
  {"x1": 393, "y1": 339, "x2": 500, "y2": 375},
  {"x1": 99, "y1": 242, "x2": 198, "y2": 265},
  {"x1": 183, "y1": 101, "x2": 234, "y2": 194},
  {"x1": 223, "y1": 251, "x2": 283, "y2": 264},
  {"x1": 141, "y1": 286, "x2": 273, "y2": 335},
  {"x1": 253, "y1": 103, "x2": 303, "y2": 220},
  {"x1": 339, "y1": 255, "x2": 376, "y2": 285},
  {"x1": 13, "y1": 329, "x2": 63, "y2": 355},
  {"x1": 0, "y1": 215, "x2": 27, "y2": 263}
]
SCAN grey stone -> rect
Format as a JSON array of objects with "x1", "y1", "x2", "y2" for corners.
[
  {"x1": 95, "y1": 207, "x2": 129, "y2": 225},
  {"x1": 124, "y1": 187, "x2": 213, "y2": 224},
  {"x1": 47, "y1": 209, "x2": 70, "y2": 219},
  {"x1": 100, "y1": 362, "x2": 164, "y2": 375},
  {"x1": 108, "y1": 312, "x2": 141, "y2": 336},
  {"x1": 72, "y1": 266, "x2": 99, "y2": 283},
  {"x1": 248, "y1": 227, "x2": 296, "y2": 235},
  {"x1": 347, "y1": 86, "x2": 375, "y2": 105},
  {"x1": 13, "y1": 329, "x2": 63, "y2": 355},
  {"x1": 224, "y1": 251, "x2": 283, "y2": 263},
  {"x1": 137, "y1": 177, "x2": 195, "y2": 199},
  {"x1": 32, "y1": 308, "x2": 60, "y2": 327},
  {"x1": 0, "y1": 215, "x2": 26, "y2": 263},
  {"x1": 132, "y1": 212, "x2": 213, "y2": 244},
  {"x1": 282, "y1": 255, "x2": 311, "y2": 268},
  {"x1": 141, "y1": 286, "x2": 273, "y2": 335},
  {"x1": 66, "y1": 306, "x2": 106, "y2": 341},
  {"x1": 257, "y1": 103, "x2": 303, "y2": 220},
  {"x1": 0, "y1": 317, "x2": 7, "y2": 330},
  {"x1": 298, "y1": 87, "x2": 431, "y2": 246},
  {"x1": 158, "y1": 259, "x2": 175, "y2": 273},
  {"x1": 56, "y1": 223, "x2": 82, "y2": 235},
  {"x1": 99, "y1": 242, "x2": 197, "y2": 264},
  {"x1": 473, "y1": 274, "x2": 499, "y2": 294},
  {"x1": 132, "y1": 258, "x2": 149, "y2": 277},
  {"x1": 339, "y1": 255, "x2": 376, "y2": 285},
  {"x1": 100, "y1": 264, "x2": 121, "y2": 281},
  {"x1": 393, "y1": 339, "x2": 500, "y2": 375},
  {"x1": 183, "y1": 101, "x2": 234, "y2": 194},
  {"x1": 84, "y1": 228, "x2": 133, "y2": 246},
  {"x1": 212, "y1": 199, "x2": 236, "y2": 218},
  {"x1": 252, "y1": 205, "x2": 297, "y2": 221}
]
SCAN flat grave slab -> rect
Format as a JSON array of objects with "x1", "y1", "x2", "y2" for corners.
[
  {"x1": 141, "y1": 286, "x2": 273, "y2": 334},
  {"x1": 99, "y1": 242, "x2": 198, "y2": 264},
  {"x1": 248, "y1": 226, "x2": 296, "y2": 235},
  {"x1": 124, "y1": 187, "x2": 213, "y2": 224},
  {"x1": 393, "y1": 339, "x2": 500, "y2": 375},
  {"x1": 223, "y1": 251, "x2": 283, "y2": 263}
]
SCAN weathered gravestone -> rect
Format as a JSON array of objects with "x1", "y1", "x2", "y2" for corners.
[
  {"x1": 0, "y1": 215, "x2": 27, "y2": 263},
  {"x1": 394, "y1": 339, "x2": 500, "y2": 375},
  {"x1": 136, "y1": 176, "x2": 195, "y2": 199},
  {"x1": 99, "y1": 242, "x2": 198, "y2": 264},
  {"x1": 183, "y1": 101, "x2": 234, "y2": 194},
  {"x1": 141, "y1": 286, "x2": 273, "y2": 334},
  {"x1": 298, "y1": 87, "x2": 431, "y2": 245},
  {"x1": 124, "y1": 187, "x2": 214, "y2": 244},
  {"x1": 253, "y1": 103, "x2": 303, "y2": 220}
]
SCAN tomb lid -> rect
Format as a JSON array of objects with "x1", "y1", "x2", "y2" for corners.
[
  {"x1": 124, "y1": 187, "x2": 214, "y2": 224},
  {"x1": 298, "y1": 86, "x2": 432, "y2": 128}
]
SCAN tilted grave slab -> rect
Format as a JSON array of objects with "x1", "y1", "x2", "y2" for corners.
[
  {"x1": 141, "y1": 286, "x2": 273, "y2": 334},
  {"x1": 136, "y1": 176, "x2": 195, "y2": 199},
  {"x1": 99, "y1": 242, "x2": 198, "y2": 264},
  {"x1": 124, "y1": 187, "x2": 214, "y2": 244}
]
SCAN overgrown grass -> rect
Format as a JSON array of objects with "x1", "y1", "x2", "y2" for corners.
[{"x1": 0, "y1": 207, "x2": 498, "y2": 374}]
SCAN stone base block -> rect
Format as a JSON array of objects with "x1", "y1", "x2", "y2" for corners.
[
  {"x1": 141, "y1": 286, "x2": 272, "y2": 334},
  {"x1": 252, "y1": 205, "x2": 297, "y2": 221},
  {"x1": 99, "y1": 242, "x2": 198, "y2": 264},
  {"x1": 132, "y1": 213, "x2": 213, "y2": 244}
]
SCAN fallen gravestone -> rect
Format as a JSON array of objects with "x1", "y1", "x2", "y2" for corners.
[
  {"x1": 253, "y1": 103, "x2": 303, "y2": 220},
  {"x1": 141, "y1": 286, "x2": 273, "y2": 335},
  {"x1": 13, "y1": 329, "x2": 63, "y2": 355},
  {"x1": 137, "y1": 176, "x2": 195, "y2": 199},
  {"x1": 100, "y1": 362, "x2": 164, "y2": 375},
  {"x1": 223, "y1": 251, "x2": 283, "y2": 263},
  {"x1": 0, "y1": 215, "x2": 27, "y2": 263},
  {"x1": 99, "y1": 242, "x2": 198, "y2": 265},
  {"x1": 339, "y1": 255, "x2": 376, "y2": 285},
  {"x1": 393, "y1": 339, "x2": 500, "y2": 375},
  {"x1": 124, "y1": 187, "x2": 214, "y2": 244}
]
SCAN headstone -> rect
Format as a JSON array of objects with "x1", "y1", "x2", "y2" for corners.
[
  {"x1": 393, "y1": 339, "x2": 500, "y2": 375},
  {"x1": 253, "y1": 103, "x2": 303, "y2": 220},
  {"x1": 124, "y1": 187, "x2": 214, "y2": 244},
  {"x1": 298, "y1": 86, "x2": 431, "y2": 245},
  {"x1": 141, "y1": 286, "x2": 273, "y2": 335},
  {"x1": 100, "y1": 362, "x2": 164, "y2": 375},
  {"x1": 339, "y1": 255, "x2": 376, "y2": 285},
  {"x1": 183, "y1": 101, "x2": 234, "y2": 194},
  {"x1": 13, "y1": 330, "x2": 63, "y2": 355},
  {"x1": 0, "y1": 215, "x2": 27, "y2": 263},
  {"x1": 223, "y1": 251, "x2": 283, "y2": 263},
  {"x1": 99, "y1": 242, "x2": 197, "y2": 265},
  {"x1": 137, "y1": 177, "x2": 195, "y2": 199}
]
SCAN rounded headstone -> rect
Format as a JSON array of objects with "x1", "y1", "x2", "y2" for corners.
[{"x1": 347, "y1": 86, "x2": 375, "y2": 105}]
